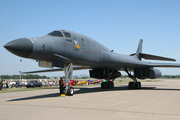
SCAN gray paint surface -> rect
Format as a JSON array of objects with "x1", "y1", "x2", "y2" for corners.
[{"x1": 4, "y1": 30, "x2": 180, "y2": 74}]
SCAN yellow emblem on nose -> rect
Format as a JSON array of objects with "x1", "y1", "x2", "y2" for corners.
[{"x1": 75, "y1": 44, "x2": 80, "y2": 49}]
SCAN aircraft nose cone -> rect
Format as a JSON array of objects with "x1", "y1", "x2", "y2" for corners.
[{"x1": 4, "y1": 38, "x2": 33, "y2": 58}]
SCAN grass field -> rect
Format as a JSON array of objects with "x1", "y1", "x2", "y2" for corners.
[{"x1": 0, "y1": 78, "x2": 171, "y2": 93}]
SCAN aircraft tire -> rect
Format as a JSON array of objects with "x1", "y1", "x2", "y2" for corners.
[
  {"x1": 101, "y1": 82, "x2": 105, "y2": 89},
  {"x1": 138, "y1": 82, "x2": 141, "y2": 89},
  {"x1": 106, "y1": 81, "x2": 113, "y2": 89},
  {"x1": 135, "y1": 82, "x2": 139, "y2": 89},
  {"x1": 128, "y1": 82, "x2": 133, "y2": 89},
  {"x1": 107, "y1": 82, "x2": 111, "y2": 88},
  {"x1": 62, "y1": 87, "x2": 66, "y2": 94},
  {"x1": 67, "y1": 87, "x2": 74, "y2": 96},
  {"x1": 134, "y1": 82, "x2": 141, "y2": 89},
  {"x1": 111, "y1": 82, "x2": 114, "y2": 88}
]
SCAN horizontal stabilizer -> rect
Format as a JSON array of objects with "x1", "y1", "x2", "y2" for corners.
[
  {"x1": 130, "y1": 53, "x2": 176, "y2": 61},
  {"x1": 147, "y1": 62, "x2": 180, "y2": 67},
  {"x1": 139, "y1": 53, "x2": 176, "y2": 61}
]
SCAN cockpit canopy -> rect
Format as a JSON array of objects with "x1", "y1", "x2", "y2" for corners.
[{"x1": 47, "y1": 30, "x2": 71, "y2": 38}]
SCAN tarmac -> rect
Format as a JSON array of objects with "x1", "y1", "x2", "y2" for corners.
[{"x1": 0, "y1": 80, "x2": 180, "y2": 120}]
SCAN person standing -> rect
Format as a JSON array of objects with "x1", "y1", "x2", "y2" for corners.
[
  {"x1": 3, "y1": 80, "x2": 6, "y2": 90},
  {"x1": 0, "y1": 79, "x2": 2, "y2": 90},
  {"x1": 6, "y1": 81, "x2": 9, "y2": 89},
  {"x1": 59, "y1": 77, "x2": 64, "y2": 95}
]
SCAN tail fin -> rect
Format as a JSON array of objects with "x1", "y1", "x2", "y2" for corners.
[
  {"x1": 134, "y1": 39, "x2": 143, "y2": 60},
  {"x1": 136, "y1": 39, "x2": 143, "y2": 54},
  {"x1": 130, "y1": 39, "x2": 176, "y2": 61}
]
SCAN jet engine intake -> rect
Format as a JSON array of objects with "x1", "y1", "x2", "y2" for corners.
[
  {"x1": 89, "y1": 69, "x2": 121, "y2": 79},
  {"x1": 134, "y1": 68, "x2": 161, "y2": 79}
]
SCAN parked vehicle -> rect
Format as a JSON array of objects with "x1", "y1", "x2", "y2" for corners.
[{"x1": 26, "y1": 80, "x2": 42, "y2": 88}]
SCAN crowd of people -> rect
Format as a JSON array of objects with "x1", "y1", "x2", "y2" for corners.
[
  {"x1": 0, "y1": 79, "x2": 30, "y2": 90},
  {"x1": 43, "y1": 81, "x2": 59, "y2": 86},
  {"x1": 0, "y1": 78, "x2": 61, "y2": 90},
  {"x1": 0, "y1": 78, "x2": 98, "y2": 90}
]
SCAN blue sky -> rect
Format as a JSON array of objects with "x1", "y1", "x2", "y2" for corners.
[{"x1": 1, "y1": 0, "x2": 180, "y2": 77}]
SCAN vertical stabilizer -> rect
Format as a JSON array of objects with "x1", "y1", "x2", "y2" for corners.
[
  {"x1": 136, "y1": 39, "x2": 143, "y2": 54},
  {"x1": 135, "y1": 39, "x2": 143, "y2": 60}
]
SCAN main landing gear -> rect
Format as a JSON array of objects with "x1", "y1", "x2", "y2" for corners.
[
  {"x1": 101, "y1": 69, "x2": 115, "y2": 89},
  {"x1": 61, "y1": 63, "x2": 74, "y2": 96},
  {"x1": 101, "y1": 81, "x2": 114, "y2": 89},
  {"x1": 125, "y1": 69, "x2": 141, "y2": 89}
]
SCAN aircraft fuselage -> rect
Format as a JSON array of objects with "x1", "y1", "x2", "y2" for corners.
[{"x1": 21, "y1": 30, "x2": 145, "y2": 70}]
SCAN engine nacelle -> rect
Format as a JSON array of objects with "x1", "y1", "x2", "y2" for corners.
[
  {"x1": 89, "y1": 69, "x2": 121, "y2": 79},
  {"x1": 134, "y1": 68, "x2": 161, "y2": 79}
]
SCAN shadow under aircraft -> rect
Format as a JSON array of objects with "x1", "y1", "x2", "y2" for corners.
[{"x1": 8, "y1": 84, "x2": 180, "y2": 102}]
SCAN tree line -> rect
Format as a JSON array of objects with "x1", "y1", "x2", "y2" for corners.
[
  {"x1": 161, "y1": 75, "x2": 180, "y2": 78},
  {"x1": 0, "y1": 74, "x2": 50, "y2": 79},
  {"x1": 1, "y1": 74, "x2": 180, "y2": 79},
  {"x1": 121, "y1": 75, "x2": 180, "y2": 78}
]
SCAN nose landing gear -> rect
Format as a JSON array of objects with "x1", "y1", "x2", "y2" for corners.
[{"x1": 62, "y1": 63, "x2": 74, "y2": 96}]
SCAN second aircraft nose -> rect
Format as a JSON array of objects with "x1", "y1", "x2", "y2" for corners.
[{"x1": 4, "y1": 38, "x2": 33, "y2": 58}]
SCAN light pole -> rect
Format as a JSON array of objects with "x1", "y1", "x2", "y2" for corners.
[{"x1": 20, "y1": 59, "x2": 22, "y2": 86}]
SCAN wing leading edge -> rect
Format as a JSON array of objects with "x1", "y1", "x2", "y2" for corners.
[{"x1": 21, "y1": 66, "x2": 90, "y2": 74}]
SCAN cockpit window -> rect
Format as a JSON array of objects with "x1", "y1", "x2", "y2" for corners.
[
  {"x1": 63, "y1": 32, "x2": 71, "y2": 38},
  {"x1": 47, "y1": 31, "x2": 64, "y2": 37}
]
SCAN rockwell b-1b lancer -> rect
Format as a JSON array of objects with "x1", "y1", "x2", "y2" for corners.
[{"x1": 4, "y1": 30, "x2": 180, "y2": 96}]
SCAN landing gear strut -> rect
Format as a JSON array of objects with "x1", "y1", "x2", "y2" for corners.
[
  {"x1": 125, "y1": 69, "x2": 141, "y2": 89},
  {"x1": 62, "y1": 63, "x2": 74, "y2": 96}
]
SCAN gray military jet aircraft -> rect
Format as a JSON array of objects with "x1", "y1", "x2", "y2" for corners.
[{"x1": 4, "y1": 30, "x2": 180, "y2": 96}]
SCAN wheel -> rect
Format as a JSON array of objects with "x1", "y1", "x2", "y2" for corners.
[
  {"x1": 110, "y1": 82, "x2": 114, "y2": 88},
  {"x1": 62, "y1": 87, "x2": 66, "y2": 94},
  {"x1": 26, "y1": 86, "x2": 29, "y2": 88},
  {"x1": 138, "y1": 82, "x2": 141, "y2": 89},
  {"x1": 133, "y1": 82, "x2": 141, "y2": 89},
  {"x1": 105, "y1": 81, "x2": 113, "y2": 89},
  {"x1": 101, "y1": 82, "x2": 105, "y2": 89},
  {"x1": 135, "y1": 82, "x2": 139, "y2": 89},
  {"x1": 67, "y1": 87, "x2": 74, "y2": 96},
  {"x1": 107, "y1": 82, "x2": 111, "y2": 89},
  {"x1": 128, "y1": 82, "x2": 133, "y2": 89},
  {"x1": 107, "y1": 82, "x2": 111, "y2": 88}
]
